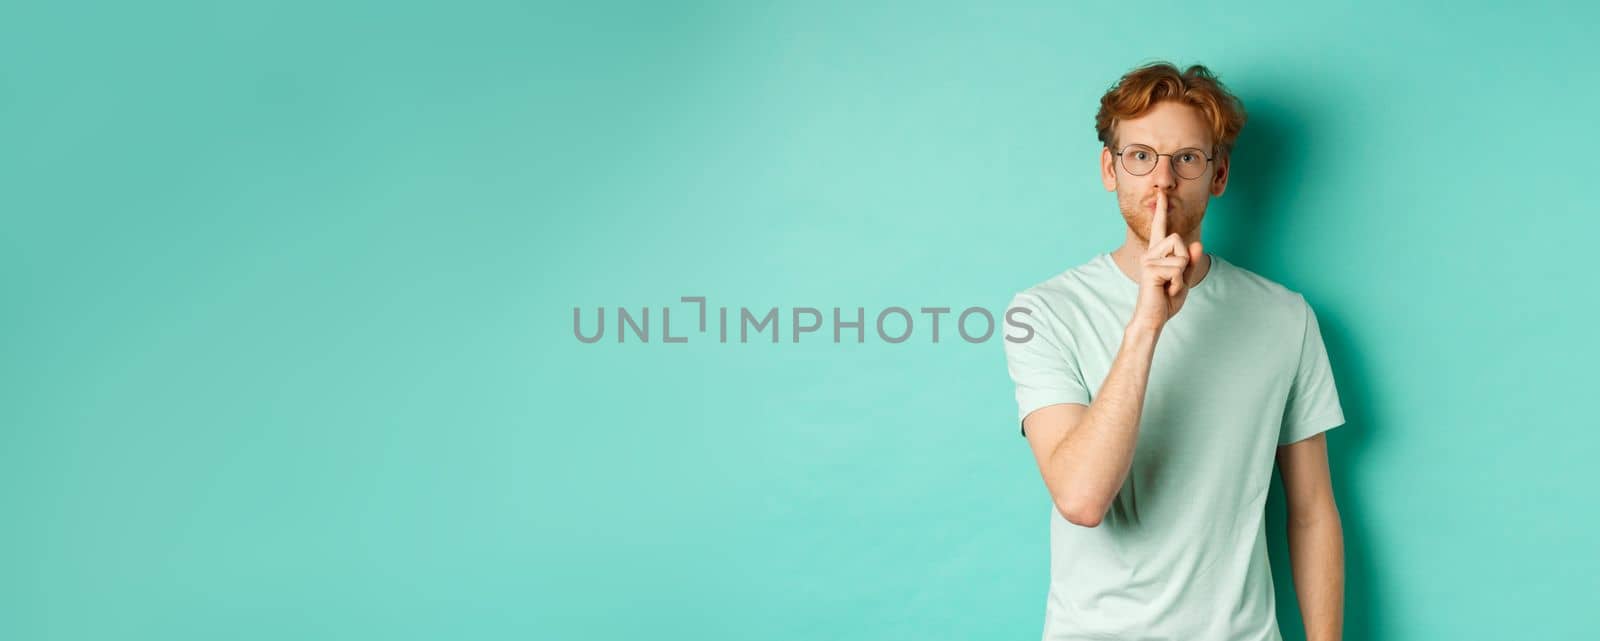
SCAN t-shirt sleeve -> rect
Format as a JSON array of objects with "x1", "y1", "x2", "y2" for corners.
[
  {"x1": 1278, "y1": 295, "x2": 1347, "y2": 446},
  {"x1": 1003, "y1": 292, "x2": 1091, "y2": 437}
]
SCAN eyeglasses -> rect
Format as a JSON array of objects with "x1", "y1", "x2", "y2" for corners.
[{"x1": 1113, "y1": 144, "x2": 1215, "y2": 180}]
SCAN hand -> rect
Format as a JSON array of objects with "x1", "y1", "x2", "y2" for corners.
[{"x1": 1130, "y1": 190, "x2": 1205, "y2": 332}]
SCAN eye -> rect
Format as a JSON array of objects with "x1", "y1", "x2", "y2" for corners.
[
  {"x1": 1132, "y1": 150, "x2": 1151, "y2": 161},
  {"x1": 1177, "y1": 152, "x2": 1197, "y2": 164}
]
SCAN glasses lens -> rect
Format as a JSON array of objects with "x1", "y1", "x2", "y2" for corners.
[
  {"x1": 1173, "y1": 148, "x2": 1208, "y2": 179},
  {"x1": 1120, "y1": 145, "x2": 1156, "y2": 175}
]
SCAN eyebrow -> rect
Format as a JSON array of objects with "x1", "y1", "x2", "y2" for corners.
[{"x1": 1123, "y1": 141, "x2": 1208, "y2": 150}]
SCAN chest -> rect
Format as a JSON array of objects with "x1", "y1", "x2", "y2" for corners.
[{"x1": 1067, "y1": 298, "x2": 1299, "y2": 458}]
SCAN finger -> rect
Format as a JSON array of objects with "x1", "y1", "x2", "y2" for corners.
[
  {"x1": 1147, "y1": 190, "x2": 1167, "y2": 248},
  {"x1": 1148, "y1": 255, "x2": 1190, "y2": 270},
  {"x1": 1152, "y1": 249, "x2": 1190, "y2": 269},
  {"x1": 1148, "y1": 256, "x2": 1189, "y2": 290},
  {"x1": 1185, "y1": 241, "x2": 1204, "y2": 286},
  {"x1": 1145, "y1": 262, "x2": 1186, "y2": 297},
  {"x1": 1163, "y1": 266, "x2": 1186, "y2": 297},
  {"x1": 1144, "y1": 232, "x2": 1185, "y2": 260}
]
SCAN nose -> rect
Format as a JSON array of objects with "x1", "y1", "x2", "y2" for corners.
[{"x1": 1149, "y1": 155, "x2": 1178, "y2": 189}]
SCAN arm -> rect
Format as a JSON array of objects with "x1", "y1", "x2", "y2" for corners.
[
  {"x1": 1021, "y1": 190, "x2": 1203, "y2": 528},
  {"x1": 1021, "y1": 324, "x2": 1159, "y2": 527},
  {"x1": 1277, "y1": 432, "x2": 1345, "y2": 641}
]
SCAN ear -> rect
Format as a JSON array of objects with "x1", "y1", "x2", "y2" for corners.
[
  {"x1": 1100, "y1": 147, "x2": 1118, "y2": 191},
  {"x1": 1210, "y1": 154, "x2": 1230, "y2": 197}
]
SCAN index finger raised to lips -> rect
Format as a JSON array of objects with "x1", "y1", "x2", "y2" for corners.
[{"x1": 1147, "y1": 190, "x2": 1167, "y2": 250}]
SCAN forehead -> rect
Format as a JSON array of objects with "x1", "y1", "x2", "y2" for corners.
[{"x1": 1115, "y1": 101, "x2": 1213, "y2": 149}]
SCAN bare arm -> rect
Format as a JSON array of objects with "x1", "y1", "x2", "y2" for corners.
[
  {"x1": 1023, "y1": 189, "x2": 1204, "y2": 528},
  {"x1": 1278, "y1": 432, "x2": 1345, "y2": 641},
  {"x1": 1022, "y1": 324, "x2": 1158, "y2": 527}
]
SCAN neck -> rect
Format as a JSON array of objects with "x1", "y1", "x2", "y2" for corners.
[{"x1": 1110, "y1": 226, "x2": 1211, "y2": 286}]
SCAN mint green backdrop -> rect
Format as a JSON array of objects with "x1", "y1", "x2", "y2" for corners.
[{"x1": 5, "y1": 2, "x2": 1595, "y2": 639}]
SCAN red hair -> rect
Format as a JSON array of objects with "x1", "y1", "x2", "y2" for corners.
[{"x1": 1095, "y1": 62, "x2": 1247, "y2": 159}]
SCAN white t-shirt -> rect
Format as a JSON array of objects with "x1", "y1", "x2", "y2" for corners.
[{"x1": 1002, "y1": 251, "x2": 1345, "y2": 641}]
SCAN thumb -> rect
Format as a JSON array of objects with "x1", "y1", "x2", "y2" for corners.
[{"x1": 1186, "y1": 242, "x2": 1204, "y2": 285}]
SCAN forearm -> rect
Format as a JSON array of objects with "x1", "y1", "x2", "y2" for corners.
[
  {"x1": 1289, "y1": 507, "x2": 1345, "y2": 641},
  {"x1": 1048, "y1": 322, "x2": 1160, "y2": 524}
]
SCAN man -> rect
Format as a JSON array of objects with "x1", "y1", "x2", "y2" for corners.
[{"x1": 1002, "y1": 62, "x2": 1346, "y2": 641}]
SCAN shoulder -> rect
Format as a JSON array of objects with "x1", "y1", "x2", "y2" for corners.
[
  {"x1": 1002, "y1": 255, "x2": 1117, "y2": 351},
  {"x1": 1007, "y1": 255, "x2": 1112, "y2": 316},
  {"x1": 1215, "y1": 256, "x2": 1314, "y2": 317}
]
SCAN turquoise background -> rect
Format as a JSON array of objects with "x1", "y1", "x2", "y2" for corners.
[{"x1": 5, "y1": 1, "x2": 1596, "y2": 639}]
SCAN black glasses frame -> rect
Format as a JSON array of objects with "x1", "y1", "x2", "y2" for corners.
[{"x1": 1111, "y1": 144, "x2": 1216, "y2": 180}]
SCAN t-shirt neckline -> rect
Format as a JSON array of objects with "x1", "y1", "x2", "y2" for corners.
[{"x1": 1099, "y1": 251, "x2": 1222, "y2": 295}]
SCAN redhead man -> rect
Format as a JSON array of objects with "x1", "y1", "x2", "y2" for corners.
[{"x1": 1003, "y1": 62, "x2": 1345, "y2": 641}]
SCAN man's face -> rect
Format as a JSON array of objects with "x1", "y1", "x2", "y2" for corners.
[{"x1": 1099, "y1": 101, "x2": 1230, "y2": 243}]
